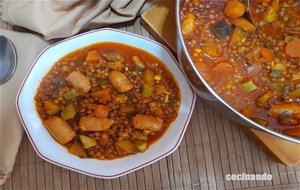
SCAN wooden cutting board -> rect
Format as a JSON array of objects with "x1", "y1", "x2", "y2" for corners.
[{"x1": 141, "y1": 0, "x2": 300, "y2": 166}]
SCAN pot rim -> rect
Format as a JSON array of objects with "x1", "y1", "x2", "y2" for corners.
[{"x1": 175, "y1": 0, "x2": 300, "y2": 144}]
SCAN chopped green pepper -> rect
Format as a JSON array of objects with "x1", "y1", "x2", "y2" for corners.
[
  {"x1": 63, "y1": 90, "x2": 79, "y2": 100},
  {"x1": 61, "y1": 104, "x2": 76, "y2": 120},
  {"x1": 241, "y1": 80, "x2": 257, "y2": 92}
]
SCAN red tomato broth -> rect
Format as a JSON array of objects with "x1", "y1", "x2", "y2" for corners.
[
  {"x1": 181, "y1": 0, "x2": 300, "y2": 134},
  {"x1": 35, "y1": 42, "x2": 181, "y2": 159}
]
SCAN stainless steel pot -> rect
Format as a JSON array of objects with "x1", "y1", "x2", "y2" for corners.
[{"x1": 175, "y1": 0, "x2": 300, "y2": 144}]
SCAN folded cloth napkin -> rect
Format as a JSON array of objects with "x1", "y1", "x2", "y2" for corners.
[
  {"x1": 0, "y1": 30, "x2": 50, "y2": 185},
  {"x1": 0, "y1": 0, "x2": 153, "y2": 185},
  {"x1": 1, "y1": 0, "x2": 152, "y2": 40}
]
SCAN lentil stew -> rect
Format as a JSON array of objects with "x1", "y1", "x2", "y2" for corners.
[
  {"x1": 181, "y1": 0, "x2": 300, "y2": 137},
  {"x1": 35, "y1": 42, "x2": 180, "y2": 160}
]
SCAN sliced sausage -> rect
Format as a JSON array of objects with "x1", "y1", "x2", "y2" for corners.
[
  {"x1": 108, "y1": 70, "x2": 133, "y2": 93},
  {"x1": 44, "y1": 117, "x2": 76, "y2": 144},
  {"x1": 79, "y1": 116, "x2": 114, "y2": 131},
  {"x1": 132, "y1": 114, "x2": 163, "y2": 132},
  {"x1": 65, "y1": 71, "x2": 91, "y2": 94}
]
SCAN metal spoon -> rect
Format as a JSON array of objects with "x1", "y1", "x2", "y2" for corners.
[{"x1": 0, "y1": 35, "x2": 17, "y2": 85}]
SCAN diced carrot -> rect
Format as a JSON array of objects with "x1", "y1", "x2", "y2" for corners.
[
  {"x1": 224, "y1": 1, "x2": 246, "y2": 19},
  {"x1": 142, "y1": 97, "x2": 152, "y2": 104},
  {"x1": 203, "y1": 42, "x2": 218, "y2": 57},
  {"x1": 241, "y1": 107, "x2": 253, "y2": 118},
  {"x1": 282, "y1": 127, "x2": 300, "y2": 137},
  {"x1": 285, "y1": 39, "x2": 300, "y2": 58},
  {"x1": 91, "y1": 88, "x2": 111, "y2": 98},
  {"x1": 271, "y1": 0, "x2": 279, "y2": 11},
  {"x1": 85, "y1": 50, "x2": 101, "y2": 62},
  {"x1": 260, "y1": 47, "x2": 275, "y2": 61},
  {"x1": 234, "y1": 18, "x2": 256, "y2": 33},
  {"x1": 94, "y1": 105, "x2": 110, "y2": 118},
  {"x1": 213, "y1": 62, "x2": 234, "y2": 76},
  {"x1": 68, "y1": 141, "x2": 87, "y2": 158}
]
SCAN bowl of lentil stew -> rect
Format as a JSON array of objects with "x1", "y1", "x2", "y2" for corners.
[
  {"x1": 16, "y1": 28, "x2": 195, "y2": 178},
  {"x1": 176, "y1": 0, "x2": 300, "y2": 143}
]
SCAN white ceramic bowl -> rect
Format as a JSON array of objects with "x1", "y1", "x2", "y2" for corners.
[{"x1": 16, "y1": 28, "x2": 196, "y2": 179}]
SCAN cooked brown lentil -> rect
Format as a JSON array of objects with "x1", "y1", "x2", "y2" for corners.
[
  {"x1": 35, "y1": 42, "x2": 180, "y2": 159},
  {"x1": 181, "y1": 0, "x2": 300, "y2": 137}
]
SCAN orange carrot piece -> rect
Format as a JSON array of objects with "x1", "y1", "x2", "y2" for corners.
[
  {"x1": 91, "y1": 88, "x2": 111, "y2": 98},
  {"x1": 142, "y1": 97, "x2": 152, "y2": 104},
  {"x1": 94, "y1": 105, "x2": 110, "y2": 118},
  {"x1": 260, "y1": 47, "x2": 275, "y2": 61},
  {"x1": 241, "y1": 107, "x2": 253, "y2": 118},
  {"x1": 286, "y1": 39, "x2": 300, "y2": 58},
  {"x1": 282, "y1": 127, "x2": 300, "y2": 137}
]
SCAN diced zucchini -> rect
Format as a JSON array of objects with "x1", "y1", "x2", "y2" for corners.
[
  {"x1": 135, "y1": 140, "x2": 148, "y2": 152},
  {"x1": 143, "y1": 69, "x2": 155, "y2": 85},
  {"x1": 256, "y1": 91, "x2": 274, "y2": 108},
  {"x1": 115, "y1": 139, "x2": 136, "y2": 153},
  {"x1": 68, "y1": 141, "x2": 87, "y2": 158},
  {"x1": 154, "y1": 74, "x2": 161, "y2": 81},
  {"x1": 241, "y1": 80, "x2": 257, "y2": 92},
  {"x1": 135, "y1": 133, "x2": 148, "y2": 141},
  {"x1": 61, "y1": 104, "x2": 76, "y2": 120},
  {"x1": 44, "y1": 101, "x2": 60, "y2": 115},
  {"x1": 272, "y1": 63, "x2": 285, "y2": 70},
  {"x1": 63, "y1": 90, "x2": 79, "y2": 100},
  {"x1": 292, "y1": 74, "x2": 300, "y2": 81},
  {"x1": 79, "y1": 135, "x2": 97, "y2": 149},
  {"x1": 142, "y1": 84, "x2": 154, "y2": 98},
  {"x1": 264, "y1": 7, "x2": 277, "y2": 23},
  {"x1": 289, "y1": 88, "x2": 300, "y2": 97}
]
